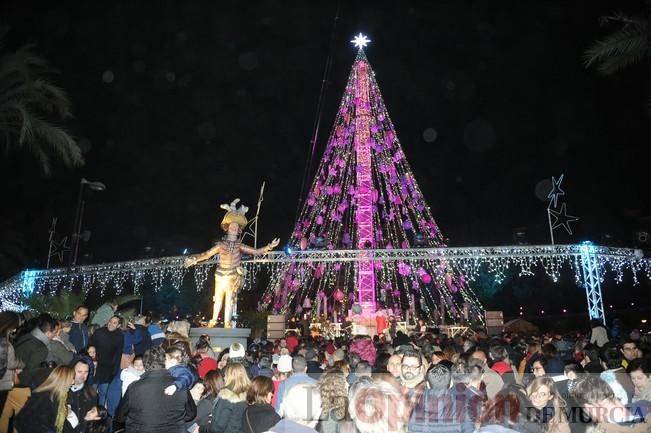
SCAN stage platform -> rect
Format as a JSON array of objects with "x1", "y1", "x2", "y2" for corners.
[{"x1": 189, "y1": 327, "x2": 251, "y2": 353}]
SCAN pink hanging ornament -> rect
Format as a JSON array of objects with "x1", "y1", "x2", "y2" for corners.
[
  {"x1": 398, "y1": 262, "x2": 411, "y2": 276},
  {"x1": 334, "y1": 289, "x2": 345, "y2": 302},
  {"x1": 300, "y1": 237, "x2": 308, "y2": 250}
]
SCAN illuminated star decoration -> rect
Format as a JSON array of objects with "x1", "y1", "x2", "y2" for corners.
[
  {"x1": 350, "y1": 33, "x2": 371, "y2": 49},
  {"x1": 50, "y1": 236, "x2": 70, "y2": 263},
  {"x1": 547, "y1": 174, "x2": 565, "y2": 208},
  {"x1": 549, "y1": 203, "x2": 579, "y2": 235}
]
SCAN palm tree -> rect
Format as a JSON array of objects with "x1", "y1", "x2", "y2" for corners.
[
  {"x1": 584, "y1": 12, "x2": 651, "y2": 116},
  {"x1": 0, "y1": 33, "x2": 83, "y2": 175}
]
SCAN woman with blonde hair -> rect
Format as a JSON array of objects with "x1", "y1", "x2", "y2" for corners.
[
  {"x1": 15, "y1": 365, "x2": 76, "y2": 433},
  {"x1": 526, "y1": 376, "x2": 570, "y2": 433},
  {"x1": 198, "y1": 363, "x2": 249, "y2": 433}
]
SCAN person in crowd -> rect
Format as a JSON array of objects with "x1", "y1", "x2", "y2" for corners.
[
  {"x1": 399, "y1": 349, "x2": 427, "y2": 414},
  {"x1": 275, "y1": 355, "x2": 316, "y2": 412},
  {"x1": 115, "y1": 346, "x2": 196, "y2": 433},
  {"x1": 5, "y1": 313, "x2": 57, "y2": 429},
  {"x1": 305, "y1": 348, "x2": 322, "y2": 380},
  {"x1": 532, "y1": 357, "x2": 548, "y2": 378},
  {"x1": 589, "y1": 319, "x2": 609, "y2": 348},
  {"x1": 186, "y1": 380, "x2": 214, "y2": 429},
  {"x1": 478, "y1": 385, "x2": 543, "y2": 433},
  {"x1": 450, "y1": 358, "x2": 488, "y2": 420},
  {"x1": 574, "y1": 375, "x2": 651, "y2": 433},
  {"x1": 165, "y1": 346, "x2": 197, "y2": 395},
  {"x1": 348, "y1": 377, "x2": 407, "y2": 433},
  {"x1": 272, "y1": 354, "x2": 292, "y2": 408},
  {"x1": 147, "y1": 312, "x2": 165, "y2": 347},
  {"x1": 620, "y1": 340, "x2": 641, "y2": 369},
  {"x1": 14, "y1": 365, "x2": 77, "y2": 433},
  {"x1": 90, "y1": 299, "x2": 119, "y2": 328},
  {"x1": 131, "y1": 315, "x2": 152, "y2": 357},
  {"x1": 387, "y1": 354, "x2": 402, "y2": 379},
  {"x1": 354, "y1": 361, "x2": 372, "y2": 382},
  {"x1": 472, "y1": 350, "x2": 505, "y2": 399},
  {"x1": 274, "y1": 383, "x2": 322, "y2": 433},
  {"x1": 14, "y1": 314, "x2": 57, "y2": 387},
  {"x1": 489, "y1": 344, "x2": 519, "y2": 386},
  {"x1": 0, "y1": 311, "x2": 23, "y2": 432},
  {"x1": 197, "y1": 362, "x2": 249, "y2": 433},
  {"x1": 68, "y1": 359, "x2": 98, "y2": 433},
  {"x1": 255, "y1": 355, "x2": 274, "y2": 379},
  {"x1": 285, "y1": 332, "x2": 300, "y2": 354},
  {"x1": 580, "y1": 346, "x2": 604, "y2": 373},
  {"x1": 195, "y1": 340, "x2": 218, "y2": 379},
  {"x1": 203, "y1": 369, "x2": 225, "y2": 401},
  {"x1": 163, "y1": 323, "x2": 193, "y2": 361},
  {"x1": 600, "y1": 347, "x2": 635, "y2": 405},
  {"x1": 47, "y1": 320, "x2": 75, "y2": 366},
  {"x1": 120, "y1": 319, "x2": 143, "y2": 369},
  {"x1": 627, "y1": 357, "x2": 651, "y2": 402},
  {"x1": 409, "y1": 362, "x2": 475, "y2": 433},
  {"x1": 541, "y1": 343, "x2": 565, "y2": 375},
  {"x1": 120, "y1": 355, "x2": 145, "y2": 396},
  {"x1": 519, "y1": 342, "x2": 542, "y2": 379},
  {"x1": 349, "y1": 327, "x2": 376, "y2": 367},
  {"x1": 84, "y1": 405, "x2": 108, "y2": 433},
  {"x1": 242, "y1": 376, "x2": 280, "y2": 433},
  {"x1": 68, "y1": 306, "x2": 90, "y2": 353},
  {"x1": 317, "y1": 369, "x2": 349, "y2": 433},
  {"x1": 89, "y1": 315, "x2": 124, "y2": 407},
  {"x1": 526, "y1": 376, "x2": 570, "y2": 433}
]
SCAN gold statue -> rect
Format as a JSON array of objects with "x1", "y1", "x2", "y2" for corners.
[{"x1": 184, "y1": 199, "x2": 279, "y2": 328}]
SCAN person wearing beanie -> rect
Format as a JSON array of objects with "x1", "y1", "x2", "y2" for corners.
[{"x1": 274, "y1": 356, "x2": 316, "y2": 412}]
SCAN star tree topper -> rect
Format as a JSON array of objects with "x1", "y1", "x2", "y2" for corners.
[{"x1": 351, "y1": 33, "x2": 371, "y2": 49}]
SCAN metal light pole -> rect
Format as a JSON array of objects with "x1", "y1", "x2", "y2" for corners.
[{"x1": 71, "y1": 178, "x2": 106, "y2": 266}]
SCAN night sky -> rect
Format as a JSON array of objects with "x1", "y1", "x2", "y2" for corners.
[{"x1": 2, "y1": 1, "x2": 650, "y2": 319}]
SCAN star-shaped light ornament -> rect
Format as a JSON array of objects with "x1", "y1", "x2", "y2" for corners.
[
  {"x1": 549, "y1": 203, "x2": 579, "y2": 235},
  {"x1": 547, "y1": 174, "x2": 565, "y2": 208},
  {"x1": 351, "y1": 33, "x2": 371, "y2": 49},
  {"x1": 50, "y1": 236, "x2": 71, "y2": 263}
]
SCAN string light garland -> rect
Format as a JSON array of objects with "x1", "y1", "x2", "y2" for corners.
[{"x1": 2, "y1": 243, "x2": 646, "y2": 320}]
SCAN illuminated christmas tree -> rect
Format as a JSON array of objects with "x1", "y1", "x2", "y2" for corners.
[{"x1": 259, "y1": 35, "x2": 483, "y2": 323}]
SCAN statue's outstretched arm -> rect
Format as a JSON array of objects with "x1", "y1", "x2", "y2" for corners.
[
  {"x1": 184, "y1": 244, "x2": 221, "y2": 268},
  {"x1": 240, "y1": 238, "x2": 280, "y2": 256}
]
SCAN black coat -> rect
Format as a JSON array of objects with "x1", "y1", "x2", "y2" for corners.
[
  {"x1": 68, "y1": 385, "x2": 98, "y2": 433},
  {"x1": 115, "y1": 369, "x2": 196, "y2": 433},
  {"x1": 242, "y1": 403, "x2": 281, "y2": 433},
  {"x1": 14, "y1": 391, "x2": 74, "y2": 433},
  {"x1": 89, "y1": 327, "x2": 123, "y2": 384}
]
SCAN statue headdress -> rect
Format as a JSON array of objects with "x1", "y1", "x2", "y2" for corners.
[{"x1": 220, "y1": 198, "x2": 249, "y2": 231}]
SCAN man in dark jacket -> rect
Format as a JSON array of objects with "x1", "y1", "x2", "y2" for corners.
[
  {"x1": 68, "y1": 305, "x2": 90, "y2": 352},
  {"x1": 131, "y1": 315, "x2": 152, "y2": 357},
  {"x1": 89, "y1": 315, "x2": 124, "y2": 407},
  {"x1": 115, "y1": 346, "x2": 196, "y2": 433},
  {"x1": 69, "y1": 359, "x2": 97, "y2": 433}
]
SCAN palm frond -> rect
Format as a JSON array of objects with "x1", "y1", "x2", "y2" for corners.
[
  {"x1": 584, "y1": 18, "x2": 651, "y2": 74},
  {"x1": 31, "y1": 116, "x2": 83, "y2": 167}
]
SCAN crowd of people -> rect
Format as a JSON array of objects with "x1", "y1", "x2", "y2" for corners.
[{"x1": 0, "y1": 304, "x2": 650, "y2": 433}]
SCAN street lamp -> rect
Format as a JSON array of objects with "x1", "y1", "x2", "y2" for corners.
[{"x1": 71, "y1": 178, "x2": 106, "y2": 266}]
